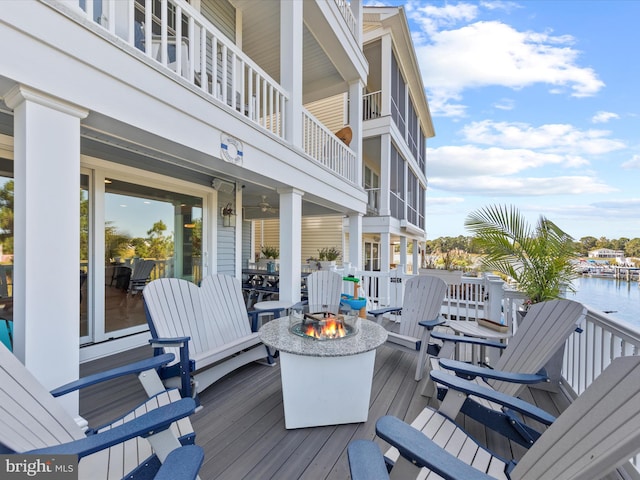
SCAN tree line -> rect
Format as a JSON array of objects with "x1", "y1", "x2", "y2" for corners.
[{"x1": 424, "y1": 235, "x2": 640, "y2": 271}]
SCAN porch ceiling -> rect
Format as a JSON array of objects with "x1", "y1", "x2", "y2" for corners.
[{"x1": 233, "y1": 0, "x2": 350, "y2": 104}]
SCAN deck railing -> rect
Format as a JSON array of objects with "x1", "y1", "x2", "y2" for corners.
[
  {"x1": 73, "y1": 0, "x2": 288, "y2": 139},
  {"x1": 302, "y1": 109, "x2": 358, "y2": 183},
  {"x1": 333, "y1": 0, "x2": 358, "y2": 40},
  {"x1": 356, "y1": 269, "x2": 640, "y2": 400},
  {"x1": 363, "y1": 91, "x2": 382, "y2": 120}
]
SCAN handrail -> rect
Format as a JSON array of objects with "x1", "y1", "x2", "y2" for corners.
[
  {"x1": 363, "y1": 91, "x2": 382, "y2": 120},
  {"x1": 302, "y1": 108, "x2": 357, "y2": 183},
  {"x1": 333, "y1": 0, "x2": 358, "y2": 40},
  {"x1": 73, "y1": 0, "x2": 288, "y2": 139}
]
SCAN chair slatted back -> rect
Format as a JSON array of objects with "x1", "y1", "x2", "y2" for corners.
[
  {"x1": 305, "y1": 270, "x2": 343, "y2": 314},
  {"x1": 0, "y1": 343, "x2": 84, "y2": 452},
  {"x1": 398, "y1": 275, "x2": 448, "y2": 339},
  {"x1": 200, "y1": 274, "x2": 252, "y2": 343},
  {"x1": 144, "y1": 275, "x2": 253, "y2": 358},
  {"x1": 143, "y1": 278, "x2": 203, "y2": 358},
  {"x1": 130, "y1": 260, "x2": 156, "y2": 286},
  {"x1": 514, "y1": 355, "x2": 640, "y2": 480},
  {"x1": 491, "y1": 299, "x2": 586, "y2": 397}
]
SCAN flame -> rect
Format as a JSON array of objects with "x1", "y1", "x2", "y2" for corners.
[{"x1": 303, "y1": 316, "x2": 347, "y2": 339}]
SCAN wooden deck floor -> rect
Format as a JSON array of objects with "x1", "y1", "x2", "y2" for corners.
[{"x1": 79, "y1": 341, "x2": 570, "y2": 480}]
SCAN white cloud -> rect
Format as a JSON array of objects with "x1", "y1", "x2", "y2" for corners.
[
  {"x1": 461, "y1": 120, "x2": 626, "y2": 155},
  {"x1": 429, "y1": 175, "x2": 616, "y2": 196},
  {"x1": 621, "y1": 155, "x2": 640, "y2": 169},
  {"x1": 408, "y1": 15, "x2": 604, "y2": 116},
  {"x1": 427, "y1": 144, "x2": 587, "y2": 178},
  {"x1": 591, "y1": 111, "x2": 620, "y2": 124},
  {"x1": 493, "y1": 98, "x2": 515, "y2": 110},
  {"x1": 425, "y1": 196, "x2": 465, "y2": 205}
]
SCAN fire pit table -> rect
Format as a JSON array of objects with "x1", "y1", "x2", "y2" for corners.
[{"x1": 259, "y1": 315, "x2": 387, "y2": 429}]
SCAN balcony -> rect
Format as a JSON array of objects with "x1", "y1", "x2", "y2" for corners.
[{"x1": 69, "y1": 0, "x2": 358, "y2": 183}]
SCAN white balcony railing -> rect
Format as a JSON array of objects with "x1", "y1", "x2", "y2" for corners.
[
  {"x1": 363, "y1": 91, "x2": 382, "y2": 120},
  {"x1": 365, "y1": 188, "x2": 380, "y2": 214},
  {"x1": 302, "y1": 109, "x2": 358, "y2": 183},
  {"x1": 74, "y1": 0, "x2": 288, "y2": 139},
  {"x1": 333, "y1": 0, "x2": 358, "y2": 40}
]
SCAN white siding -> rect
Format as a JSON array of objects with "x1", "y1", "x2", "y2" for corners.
[{"x1": 217, "y1": 194, "x2": 235, "y2": 275}]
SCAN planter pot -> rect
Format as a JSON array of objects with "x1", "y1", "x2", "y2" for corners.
[{"x1": 318, "y1": 261, "x2": 336, "y2": 270}]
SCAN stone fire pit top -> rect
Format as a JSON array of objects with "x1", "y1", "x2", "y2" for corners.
[{"x1": 259, "y1": 316, "x2": 387, "y2": 358}]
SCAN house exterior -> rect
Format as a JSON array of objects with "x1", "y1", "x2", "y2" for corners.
[
  {"x1": 253, "y1": 6, "x2": 434, "y2": 285},
  {"x1": 0, "y1": 0, "x2": 369, "y2": 417},
  {"x1": 588, "y1": 248, "x2": 625, "y2": 259},
  {"x1": 359, "y1": 6, "x2": 432, "y2": 275}
]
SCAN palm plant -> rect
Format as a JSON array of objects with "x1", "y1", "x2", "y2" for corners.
[{"x1": 465, "y1": 205, "x2": 578, "y2": 304}]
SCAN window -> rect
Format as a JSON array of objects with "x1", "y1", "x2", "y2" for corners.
[
  {"x1": 390, "y1": 144, "x2": 405, "y2": 220},
  {"x1": 103, "y1": 179, "x2": 203, "y2": 334}
]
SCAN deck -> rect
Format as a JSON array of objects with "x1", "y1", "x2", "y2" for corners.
[{"x1": 79, "y1": 333, "x2": 571, "y2": 479}]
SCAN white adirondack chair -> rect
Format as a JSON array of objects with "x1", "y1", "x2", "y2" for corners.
[
  {"x1": 349, "y1": 354, "x2": 640, "y2": 480},
  {"x1": 143, "y1": 274, "x2": 280, "y2": 399},
  {"x1": 425, "y1": 298, "x2": 587, "y2": 446},
  {"x1": 0, "y1": 343, "x2": 199, "y2": 480},
  {"x1": 369, "y1": 275, "x2": 448, "y2": 381},
  {"x1": 304, "y1": 270, "x2": 344, "y2": 314}
]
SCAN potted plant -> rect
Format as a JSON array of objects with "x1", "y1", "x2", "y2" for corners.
[
  {"x1": 258, "y1": 245, "x2": 279, "y2": 272},
  {"x1": 317, "y1": 246, "x2": 341, "y2": 270},
  {"x1": 465, "y1": 205, "x2": 580, "y2": 390},
  {"x1": 465, "y1": 204, "x2": 578, "y2": 313}
]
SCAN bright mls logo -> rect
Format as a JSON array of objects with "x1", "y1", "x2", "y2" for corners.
[{"x1": 0, "y1": 455, "x2": 77, "y2": 479}]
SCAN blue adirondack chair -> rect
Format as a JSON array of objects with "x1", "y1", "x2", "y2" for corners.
[
  {"x1": 348, "y1": 355, "x2": 640, "y2": 480},
  {"x1": 0, "y1": 343, "x2": 201, "y2": 480}
]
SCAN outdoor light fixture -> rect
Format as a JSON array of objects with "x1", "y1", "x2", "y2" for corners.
[{"x1": 222, "y1": 202, "x2": 236, "y2": 227}]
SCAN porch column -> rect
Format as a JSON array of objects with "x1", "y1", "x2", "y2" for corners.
[
  {"x1": 379, "y1": 133, "x2": 391, "y2": 216},
  {"x1": 412, "y1": 239, "x2": 419, "y2": 274},
  {"x1": 281, "y1": 0, "x2": 303, "y2": 149},
  {"x1": 348, "y1": 80, "x2": 364, "y2": 184},
  {"x1": 5, "y1": 86, "x2": 87, "y2": 418},
  {"x1": 399, "y1": 236, "x2": 407, "y2": 272},
  {"x1": 380, "y1": 232, "x2": 391, "y2": 305},
  {"x1": 278, "y1": 188, "x2": 303, "y2": 306},
  {"x1": 348, "y1": 213, "x2": 363, "y2": 270}
]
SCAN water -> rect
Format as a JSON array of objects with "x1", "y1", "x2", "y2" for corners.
[{"x1": 565, "y1": 276, "x2": 640, "y2": 332}]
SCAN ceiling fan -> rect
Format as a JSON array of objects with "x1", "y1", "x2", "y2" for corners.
[{"x1": 245, "y1": 195, "x2": 278, "y2": 214}]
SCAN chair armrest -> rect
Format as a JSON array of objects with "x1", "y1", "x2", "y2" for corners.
[
  {"x1": 438, "y1": 358, "x2": 548, "y2": 384},
  {"x1": 149, "y1": 337, "x2": 191, "y2": 348},
  {"x1": 418, "y1": 318, "x2": 447, "y2": 330},
  {"x1": 431, "y1": 331, "x2": 506, "y2": 350},
  {"x1": 368, "y1": 306, "x2": 402, "y2": 318},
  {"x1": 50, "y1": 353, "x2": 175, "y2": 397},
  {"x1": 375, "y1": 416, "x2": 494, "y2": 480},
  {"x1": 347, "y1": 440, "x2": 390, "y2": 480},
  {"x1": 430, "y1": 370, "x2": 556, "y2": 425},
  {"x1": 248, "y1": 308, "x2": 284, "y2": 332},
  {"x1": 28, "y1": 398, "x2": 196, "y2": 459},
  {"x1": 155, "y1": 445, "x2": 204, "y2": 480},
  {"x1": 149, "y1": 337, "x2": 193, "y2": 398}
]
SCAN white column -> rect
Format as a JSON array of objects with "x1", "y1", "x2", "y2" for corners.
[
  {"x1": 380, "y1": 133, "x2": 391, "y2": 216},
  {"x1": 278, "y1": 188, "x2": 303, "y2": 305},
  {"x1": 379, "y1": 232, "x2": 391, "y2": 305},
  {"x1": 412, "y1": 240, "x2": 419, "y2": 274},
  {"x1": 351, "y1": 0, "x2": 363, "y2": 45},
  {"x1": 281, "y1": 1, "x2": 303, "y2": 148},
  {"x1": 348, "y1": 213, "x2": 363, "y2": 270},
  {"x1": 5, "y1": 86, "x2": 88, "y2": 418},
  {"x1": 349, "y1": 80, "x2": 364, "y2": 184},
  {"x1": 380, "y1": 33, "x2": 392, "y2": 117},
  {"x1": 399, "y1": 236, "x2": 407, "y2": 272}
]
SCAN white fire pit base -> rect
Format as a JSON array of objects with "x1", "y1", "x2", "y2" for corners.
[
  {"x1": 259, "y1": 317, "x2": 387, "y2": 429},
  {"x1": 280, "y1": 350, "x2": 375, "y2": 429}
]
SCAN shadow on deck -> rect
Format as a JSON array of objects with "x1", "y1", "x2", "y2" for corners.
[{"x1": 80, "y1": 341, "x2": 570, "y2": 479}]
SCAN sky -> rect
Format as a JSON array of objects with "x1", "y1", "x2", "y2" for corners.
[{"x1": 370, "y1": 0, "x2": 640, "y2": 241}]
